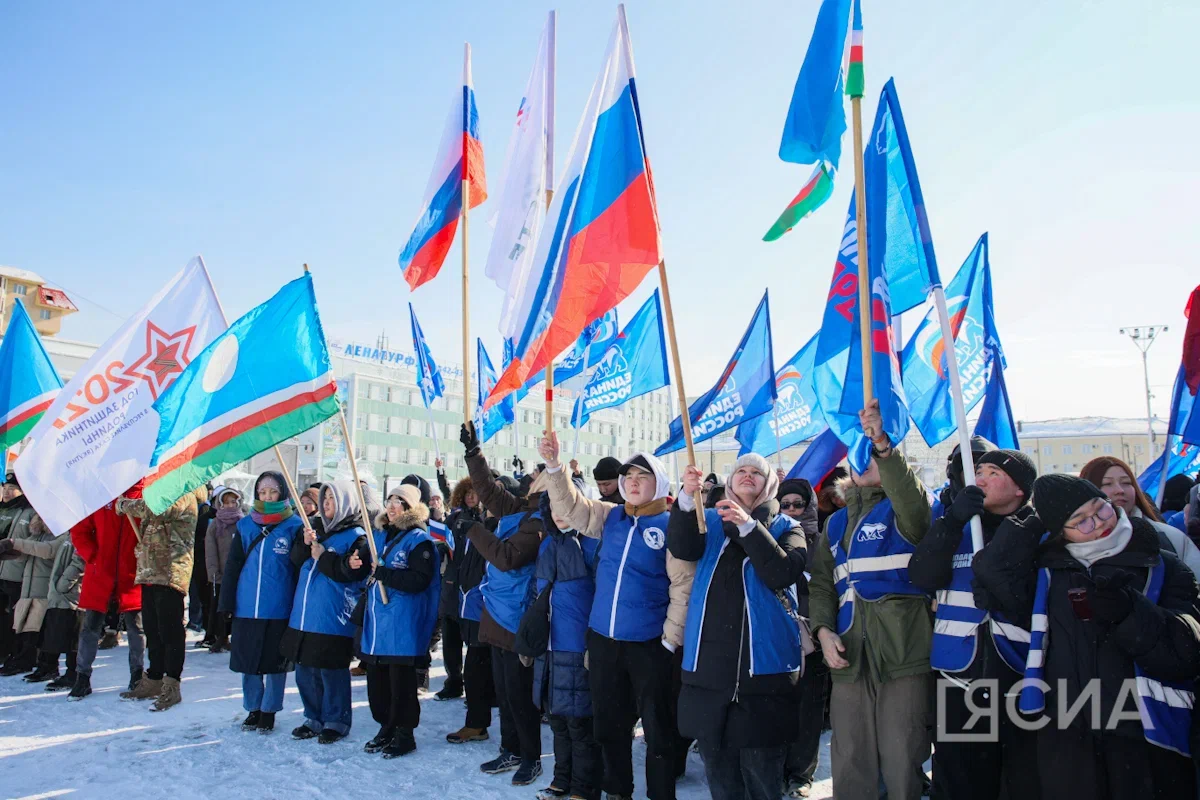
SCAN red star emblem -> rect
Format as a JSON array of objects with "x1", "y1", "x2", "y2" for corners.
[{"x1": 121, "y1": 321, "x2": 198, "y2": 400}]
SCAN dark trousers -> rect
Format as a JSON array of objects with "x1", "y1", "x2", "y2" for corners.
[
  {"x1": 36, "y1": 649, "x2": 77, "y2": 674},
  {"x1": 206, "y1": 584, "x2": 227, "y2": 644},
  {"x1": 492, "y1": 646, "x2": 541, "y2": 760},
  {"x1": 0, "y1": 579, "x2": 17, "y2": 660},
  {"x1": 187, "y1": 570, "x2": 206, "y2": 627},
  {"x1": 587, "y1": 631, "x2": 679, "y2": 800},
  {"x1": 141, "y1": 585, "x2": 186, "y2": 681},
  {"x1": 932, "y1": 681, "x2": 1040, "y2": 800},
  {"x1": 785, "y1": 653, "x2": 830, "y2": 787},
  {"x1": 699, "y1": 743, "x2": 788, "y2": 800},
  {"x1": 464, "y1": 644, "x2": 494, "y2": 729},
  {"x1": 441, "y1": 615, "x2": 464, "y2": 689},
  {"x1": 549, "y1": 714, "x2": 601, "y2": 800},
  {"x1": 365, "y1": 663, "x2": 420, "y2": 731},
  {"x1": 1038, "y1": 725, "x2": 1195, "y2": 800}
]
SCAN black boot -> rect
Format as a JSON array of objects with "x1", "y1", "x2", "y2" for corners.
[
  {"x1": 382, "y1": 728, "x2": 417, "y2": 758},
  {"x1": 241, "y1": 711, "x2": 262, "y2": 730},
  {"x1": 256, "y1": 712, "x2": 275, "y2": 733},
  {"x1": 23, "y1": 666, "x2": 58, "y2": 683},
  {"x1": 435, "y1": 679, "x2": 463, "y2": 700},
  {"x1": 291, "y1": 725, "x2": 318, "y2": 740},
  {"x1": 318, "y1": 729, "x2": 347, "y2": 744},
  {"x1": 46, "y1": 672, "x2": 76, "y2": 692},
  {"x1": 365, "y1": 725, "x2": 395, "y2": 753},
  {"x1": 68, "y1": 673, "x2": 92, "y2": 701}
]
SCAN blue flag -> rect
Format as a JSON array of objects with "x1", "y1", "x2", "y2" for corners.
[
  {"x1": 1139, "y1": 439, "x2": 1200, "y2": 504},
  {"x1": 573, "y1": 292, "x2": 668, "y2": 429},
  {"x1": 0, "y1": 299, "x2": 63, "y2": 450},
  {"x1": 901, "y1": 235, "x2": 1003, "y2": 446},
  {"x1": 779, "y1": 0, "x2": 851, "y2": 168},
  {"x1": 973, "y1": 357, "x2": 1019, "y2": 451},
  {"x1": 736, "y1": 332, "x2": 825, "y2": 456},
  {"x1": 812, "y1": 194, "x2": 909, "y2": 472},
  {"x1": 476, "y1": 339, "x2": 513, "y2": 444},
  {"x1": 409, "y1": 304, "x2": 445, "y2": 409},
  {"x1": 785, "y1": 427, "x2": 849, "y2": 487},
  {"x1": 656, "y1": 292, "x2": 776, "y2": 457},
  {"x1": 1167, "y1": 366, "x2": 1200, "y2": 446}
]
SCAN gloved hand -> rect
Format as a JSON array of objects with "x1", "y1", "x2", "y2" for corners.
[
  {"x1": 1092, "y1": 572, "x2": 1136, "y2": 624},
  {"x1": 519, "y1": 654, "x2": 533, "y2": 668},
  {"x1": 0, "y1": 539, "x2": 14, "y2": 559},
  {"x1": 459, "y1": 422, "x2": 481, "y2": 458},
  {"x1": 946, "y1": 485, "x2": 986, "y2": 526}
]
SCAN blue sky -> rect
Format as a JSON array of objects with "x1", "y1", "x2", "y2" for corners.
[{"x1": 3, "y1": 1, "x2": 1198, "y2": 425}]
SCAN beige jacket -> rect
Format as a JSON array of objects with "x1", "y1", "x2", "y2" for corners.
[{"x1": 544, "y1": 466, "x2": 694, "y2": 647}]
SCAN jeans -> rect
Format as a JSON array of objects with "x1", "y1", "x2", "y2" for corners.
[
  {"x1": 294, "y1": 664, "x2": 352, "y2": 734},
  {"x1": 141, "y1": 585, "x2": 186, "y2": 681},
  {"x1": 77, "y1": 609, "x2": 144, "y2": 678},
  {"x1": 699, "y1": 743, "x2": 788, "y2": 800},
  {"x1": 242, "y1": 673, "x2": 287, "y2": 714}
]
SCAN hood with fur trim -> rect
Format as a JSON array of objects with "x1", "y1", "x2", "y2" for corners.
[{"x1": 375, "y1": 503, "x2": 431, "y2": 532}]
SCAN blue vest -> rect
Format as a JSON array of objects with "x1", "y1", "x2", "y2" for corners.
[
  {"x1": 931, "y1": 522, "x2": 1030, "y2": 673},
  {"x1": 288, "y1": 526, "x2": 367, "y2": 638},
  {"x1": 536, "y1": 532, "x2": 601, "y2": 654},
  {"x1": 1020, "y1": 557, "x2": 1194, "y2": 755},
  {"x1": 458, "y1": 532, "x2": 484, "y2": 622},
  {"x1": 233, "y1": 515, "x2": 302, "y2": 620},
  {"x1": 589, "y1": 508, "x2": 671, "y2": 642},
  {"x1": 361, "y1": 528, "x2": 441, "y2": 658},
  {"x1": 480, "y1": 511, "x2": 540, "y2": 634},
  {"x1": 827, "y1": 499, "x2": 924, "y2": 636},
  {"x1": 682, "y1": 513, "x2": 803, "y2": 677}
]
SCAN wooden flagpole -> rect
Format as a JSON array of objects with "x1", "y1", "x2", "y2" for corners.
[
  {"x1": 543, "y1": 11, "x2": 557, "y2": 438},
  {"x1": 461, "y1": 43, "x2": 473, "y2": 427},
  {"x1": 849, "y1": 95, "x2": 873, "y2": 404},
  {"x1": 338, "y1": 409, "x2": 388, "y2": 603}
]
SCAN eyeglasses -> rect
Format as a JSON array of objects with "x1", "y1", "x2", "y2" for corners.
[
  {"x1": 1067, "y1": 502, "x2": 1115, "y2": 535},
  {"x1": 780, "y1": 501, "x2": 807, "y2": 511},
  {"x1": 385, "y1": 497, "x2": 410, "y2": 510}
]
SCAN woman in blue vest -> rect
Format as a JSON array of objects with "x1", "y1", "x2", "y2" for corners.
[
  {"x1": 340, "y1": 483, "x2": 440, "y2": 759},
  {"x1": 669, "y1": 455, "x2": 806, "y2": 800},
  {"x1": 538, "y1": 433, "x2": 693, "y2": 800},
  {"x1": 280, "y1": 480, "x2": 368, "y2": 744},
  {"x1": 218, "y1": 473, "x2": 303, "y2": 733},
  {"x1": 459, "y1": 423, "x2": 546, "y2": 787},
  {"x1": 975, "y1": 474, "x2": 1200, "y2": 799}
]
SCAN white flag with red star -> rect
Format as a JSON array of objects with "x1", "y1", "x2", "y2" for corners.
[{"x1": 16, "y1": 257, "x2": 225, "y2": 534}]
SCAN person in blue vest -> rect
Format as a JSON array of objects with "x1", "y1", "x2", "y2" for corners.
[
  {"x1": 908, "y1": 449, "x2": 1040, "y2": 799},
  {"x1": 807, "y1": 400, "x2": 933, "y2": 800},
  {"x1": 669, "y1": 454, "x2": 806, "y2": 800},
  {"x1": 973, "y1": 473, "x2": 1200, "y2": 798},
  {"x1": 337, "y1": 483, "x2": 440, "y2": 759},
  {"x1": 217, "y1": 473, "x2": 303, "y2": 734},
  {"x1": 1161, "y1": 475, "x2": 1195, "y2": 533},
  {"x1": 459, "y1": 422, "x2": 546, "y2": 787},
  {"x1": 280, "y1": 480, "x2": 368, "y2": 744},
  {"x1": 514, "y1": 491, "x2": 603, "y2": 800},
  {"x1": 538, "y1": 432, "x2": 694, "y2": 800}
]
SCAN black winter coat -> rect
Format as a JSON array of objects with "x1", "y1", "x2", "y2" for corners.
[
  {"x1": 974, "y1": 515, "x2": 1200, "y2": 740},
  {"x1": 442, "y1": 505, "x2": 484, "y2": 618}
]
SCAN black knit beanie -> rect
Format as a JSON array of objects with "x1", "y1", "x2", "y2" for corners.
[
  {"x1": 401, "y1": 474, "x2": 432, "y2": 505},
  {"x1": 1032, "y1": 474, "x2": 1106, "y2": 535},
  {"x1": 977, "y1": 449, "x2": 1037, "y2": 500},
  {"x1": 777, "y1": 478, "x2": 813, "y2": 506},
  {"x1": 593, "y1": 457, "x2": 622, "y2": 482}
]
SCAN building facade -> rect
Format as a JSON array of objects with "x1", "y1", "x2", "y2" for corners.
[{"x1": 0, "y1": 267, "x2": 78, "y2": 338}]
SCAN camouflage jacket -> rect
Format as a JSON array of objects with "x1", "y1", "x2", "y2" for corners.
[{"x1": 117, "y1": 492, "x2": 199, "y2": 595}]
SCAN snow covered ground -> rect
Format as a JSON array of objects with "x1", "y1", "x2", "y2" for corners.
[{"x1": 0, "y1": 632, "x2": 834, "y2": 800}]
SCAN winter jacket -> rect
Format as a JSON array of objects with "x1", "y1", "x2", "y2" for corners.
[
  {"x1": 975, "y1": 514, "x2": 1200, "y2": 740},
  {"x1": 910, "y1": 501, "x2": 1035, "y2": 680},
  {"x1": 288, "y1": 518, "x2": 367, "y2": 638},
  {"x1": 543, "y1": 463, "x2": 695, "y2": 647},
  {"x1": 443, "y1": 503, "x2": 484, "y2": 619},
  {"x1": 12, "y1": 524, "x2": 84, "y2": 611},
  {"x1": 71, "y1": 503, "x2": 141, "y2": 613},
  {"x1": 808, "y1": 449, "x2": 932, "y2": 685},
  {"x1": 1134, "y1": 508, "x2": 1200, "y2": 577},
  {"x1": 0, "y1": 495, "x2": 38, "y2": 584},
  {"x1": 8, "y1": 515, "x2": 56, "y2": 632},
  {"x1": 220, "y1": 514, "x2": 303, "y2": 620},
  {"x1": 117, "y1": 490, "x2": 200, "y2": 596},
  {"x1": 205, "y1": 507, "x2": 242, "y2": 584}
]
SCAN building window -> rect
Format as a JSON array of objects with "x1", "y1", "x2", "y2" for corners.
[
  {"x1": 368, "y1": 414, "x2": 382, "y2": 432},
  {"x1": 388, "y1": 416, "x2": 403, "y2": 434},
  {"x1": 357, "y1": 382, "x2": 368, "y2": 399},
  {"x1": 1135, "y1": 445, "x2": 1145, "y2": 455},
  {"x1": 408, "y1": 448, "x2": 419, "y2": 464},
  {"x1": 355, "y1": 413, "x2": 366, "y2": 430},
  {"x1": 1081, "y1": 444, "x2": 1092, "y2": 454},
  {"x1": 39, "y1": 310, "x2": 51, "y2": 321},
  {"x1": 369, "y1": 384, "x2": 384, "y2": 401},
  {"x1": 387, "y1": 446, "x2": 401, "y2": 463},
  {"x1": 1103, "y1": 444, "x2": 1113, "y2": 454},
  {"x1": 407, "y1": 419, "x2": 421, "y2": 436},
  {"x1": 1062, "y1": 445, "x2": 1072, "y2": 455},
  {"x1": 1042, "y1": 446, "x2": 1051, "y2": 456},
  {"x1": 366, "y1": 444, "x2": 380, "y2": 462},
  {"x1": 13, "y1": 284, "x2": 26, "y2": 296}
]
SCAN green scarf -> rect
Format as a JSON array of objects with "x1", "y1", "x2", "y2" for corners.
[{"x1": 251, "y1": 499, "x2": 294, "y2": 525}]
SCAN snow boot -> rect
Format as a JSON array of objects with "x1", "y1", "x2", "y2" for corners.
[
  {"x1": 46, "y1": 672, "x2": 76, "y2": 691},
  {"x1": 120, "y1": 674, "x2": 162, "y2": 701},
  {"x1": 23, "y1": 666, "x2": 58, "y2": 683},
  {"x1": 512, "y1": 758, "x2": 543, "y2": 786},
  {"x1": 241, "y1": 711, "x2": 262, "y2": 731},
  {"x1": 257, "y1": 712, "x2": 275, "y2": 733},
  {"x1": 98, "y1": 630, "x2": 119, "y2": 650},
  {"x1": 446, "y1": 726, "x2": 489, "y2": 744},
  {"x1": 292, "y1": 724, "x2": 318, "y2": 740},
  {"x1": 149, "y1": 676, "x2": 181, "y2": 711},
  {"x1": 605, "y1": 794, "x2": 634, "y2": 800},
  {"x1": 365, "y1": 725, "x2": 395, "y2": 753},
  {"x1": 318, "y1": 729, "x2": 347, "y2": 744},
  {"x1": 382, "y1": 728, "x2": 417, "y2": 758},
  {"x1": 785, "y1": 778, "x2": 812, "y2": 798},
  {"x1": 68, "y1": 673, "x2": 92, "y2": 700},
  {"x1": 480, "y1": 750, "x2": 521, "y2": 774},
  {"x1": 435, "y1": 680, "x2": 463, "y2": 700},
  {"x1": 535, "y1": 784, "x2": 569, "y2": 799}
]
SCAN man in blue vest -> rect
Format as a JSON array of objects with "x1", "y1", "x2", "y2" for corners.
[
  {"x1": 909, "y1": 448, "x2": 1039, "y2": 800},
  {"x1": 807, "y1": 401, "x2": 932, "y2": 800}
]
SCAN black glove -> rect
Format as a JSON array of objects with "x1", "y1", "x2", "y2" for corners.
[
  {"x1": 459, "y1": 422, "x2": 481, "y2": 458},
  {"x1": 1091, "y1": 571, "x2": 1136, "y2": 624},
  {"x1": 946, "y1": 485, "x2": 986, "y2": 526},
  {"x1": 0, "y1": 539, "x2": 14, "y2": 559}
]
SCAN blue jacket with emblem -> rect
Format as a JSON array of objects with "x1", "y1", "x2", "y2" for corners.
[
  {"x1": 227, "y1": 514, "x2": 303, "y2": 620},
  {"x1": 288, "y1": 521, "x2": 367, "y2": 638}
]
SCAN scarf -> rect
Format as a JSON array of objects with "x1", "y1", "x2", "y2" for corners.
[
  {"x1": 216, "y1": 506, "x2": 243, "y2": 525},
  {"x1": 625, "y1": 498, "x2": 670, "y2": 517},
  {"x1": 1065, "y1": 509, "x2": 1134, "y2": 568},
  {"x1": 251, "y1": 499, "x2": 294, "y2": 525}
]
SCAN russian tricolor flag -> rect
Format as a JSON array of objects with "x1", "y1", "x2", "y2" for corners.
[
  {"x1": 486, "y1": 9, "x2": 661, "y2": 408},
  {"x1": 399, "y1": 48, "x2": 488, "y2": 291}
]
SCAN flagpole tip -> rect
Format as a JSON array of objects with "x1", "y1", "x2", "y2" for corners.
[{"x1": 303, "y1": 263, "x2": 310, "y2": 274}]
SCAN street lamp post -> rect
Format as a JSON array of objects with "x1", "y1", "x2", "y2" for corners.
[{"x1": 1120, "y1": 325, "x2": 1168, "y2": 471}]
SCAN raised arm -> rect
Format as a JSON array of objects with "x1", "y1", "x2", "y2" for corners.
[{"x1": 538, "y1": 431, "x2": 616, "y2": 538}]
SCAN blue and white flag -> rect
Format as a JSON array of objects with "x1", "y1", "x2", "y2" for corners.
[
  {"x1": 778, "y1": 0, "x2": 851, "y2": 169},
  {"x1": 735, "y1": 332, "x2": 825, "y2": 456},
  {"x1": 656, "y1": 292, "x2": 776, "y2": 457},
  {"x1": 573, "y1": 292, "x2": 668, "y2": 428},
  {"x1": 1167, "y1": 366, "x2": 1200, "y2": 447},
  {"x1": 1139, "y1": 440, "x2": 1200, "y2": 504},
  {"x1": 974, "y1": 353, "x2": 1019, "y2": 450},
  {"x1": 476, "y1": 339, "x2": 514, "y2": 444},
  {"x1": 0, "y1": 299, "x2": 62, "y2": 450},
  {"x1": 409, "y1": 304, "x2": 445, "y2": 409},
  {"x1": 901, "y1": 235, "x2": 1003, "y2": 447},
  {"x1": 524, "y1": 309, "x2": 620, "y2": 390},
  {"x1": 785, "y1": 427, "x2": 848, "y2": 488}
]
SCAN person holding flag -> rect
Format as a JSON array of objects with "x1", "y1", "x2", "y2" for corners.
[{"x1": 806, "y1": 400, "x2": 932, "y2": 800}]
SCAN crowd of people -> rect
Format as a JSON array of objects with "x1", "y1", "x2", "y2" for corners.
[{"x1": 1, "y1": 399, "x2": 1200, "y2": 799}]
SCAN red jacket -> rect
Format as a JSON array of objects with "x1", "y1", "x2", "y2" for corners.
[{"x1": 71, "y1": 502, "x2": 141, "y2": 614}]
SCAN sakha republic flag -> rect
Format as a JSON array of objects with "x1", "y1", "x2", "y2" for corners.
[
  {"x1": 0, "y1": 299, "x2": 63, "y2": 450},
  {"x1": 142, "y1": 273, "x2": 339, "y2": 514},
  {"x1": 15, "y1": 257, "x2": 224, "y2": 534},
  {"x1": 398, "y1": 50, "x2": 487, "y2": 291},
  {"x1": 485, "y1": 8, "x2": 662, "y2": 410}
]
